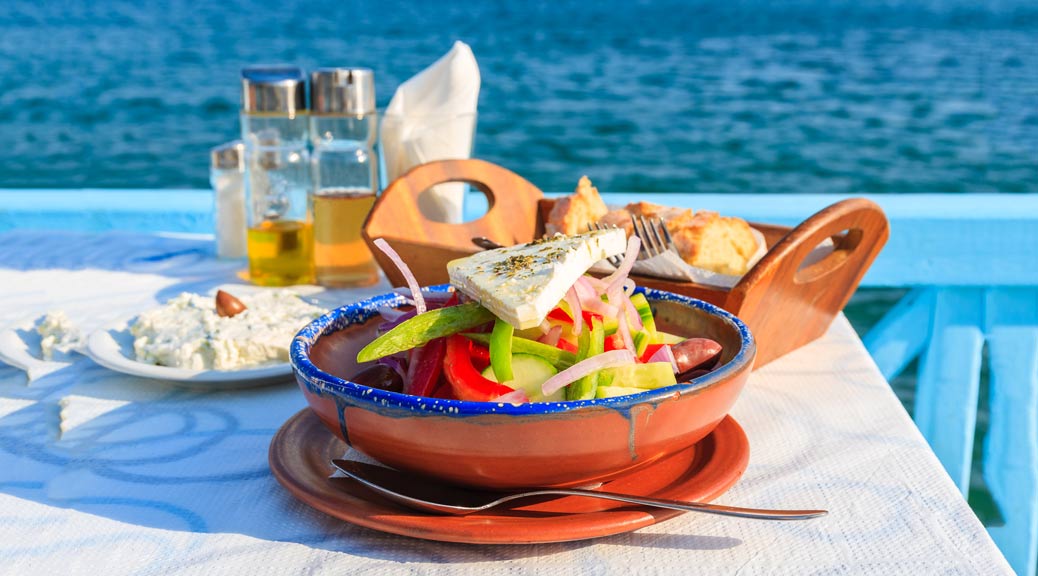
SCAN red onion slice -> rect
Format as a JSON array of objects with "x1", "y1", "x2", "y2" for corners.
[
  {"x1": 647, "y1": 344, "x2": 680, "y2": 374},
  {"x1": 603, "y1": 236, "x2": 641, "y2": 296},
  {"x1": 582, "y1": 297, "x2": 619, "y2": 319},
  {"x1": 564, "y1": 286, "x2": 583, "y2": 336},
  {"x1": 617, "y1": 307, "x2": 635, "y2": 353},
  {"x1": 623, "y1": 297, "x2": 644, "y2": 331},
  {"x1": 574, "y1": 276, "x2": 598, "y2": 303},
  {"x1": 538, "y1": 325, "x2": 563, "y2": 347},
  {"x1": 541, "y1": 349, "x2": 636, "y2": 396},
  {"x1": 373, "y1": 238, "x2": 426, "y2": 314},
  {"x1": 494, "y1": 389, "x2": 529, "y2": 405}
]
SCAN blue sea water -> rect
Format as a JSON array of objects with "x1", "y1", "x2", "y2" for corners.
[{"x1": 0, "y1": 0, "x2": 1036, "y2": 193}]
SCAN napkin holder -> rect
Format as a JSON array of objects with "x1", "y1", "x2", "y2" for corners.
[{"x1": 363, "y1": 159, "x2": 889, "y2": 368}]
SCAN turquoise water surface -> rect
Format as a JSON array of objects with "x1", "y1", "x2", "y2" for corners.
[{"x1": 1, "y1": 0, "x2": 1036, "y2": 194}]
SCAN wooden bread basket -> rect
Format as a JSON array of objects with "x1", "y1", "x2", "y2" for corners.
[{"x1": 363, "y1": 159, "x2": 889, "y2": 368}]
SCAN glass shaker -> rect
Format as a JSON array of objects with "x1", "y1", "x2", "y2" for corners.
[
  {"x1": 240, "y1": 66, "x2": 313, "y2": 286},
  {"x1": 210, "y1": 140, "x2": 246, "y2": 259},
  {"x1": 309, "y1": 68, "x2": 380, "y2": 287}
]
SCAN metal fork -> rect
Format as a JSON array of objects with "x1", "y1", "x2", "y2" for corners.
[
  {"x1": 588, "y1": 217, "x2": 678, "y2": 266},
  {"x1": 632, "y1": 215, "x2": 679, "y2": 258}
]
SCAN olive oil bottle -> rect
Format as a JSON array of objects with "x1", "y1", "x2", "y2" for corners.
[
  {"x1": 310, "y1": 68, "x2": 380, "y2": 287},
  {"x1": 247, "y1": 220, "x2": 314, "y2": 286}
]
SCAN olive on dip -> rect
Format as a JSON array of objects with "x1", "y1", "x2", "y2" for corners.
[{"x1": 215, "y1": 290, "x2": 247, "y2": 318}]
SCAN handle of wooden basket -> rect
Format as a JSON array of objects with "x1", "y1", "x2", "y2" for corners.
[
  {"x1": 725, "y1": 198, "x2": 889, "y2": 365},
  {"x1": 364, "y1": 159, "x2": 544, "y2": 249}
]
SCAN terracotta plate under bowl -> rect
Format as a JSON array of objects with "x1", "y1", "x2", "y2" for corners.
[{"x1": 269, "y1": 409, "x2": 750, "y2": 544}]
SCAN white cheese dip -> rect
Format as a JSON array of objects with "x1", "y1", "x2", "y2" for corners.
[
  {"x1": 38, "y1": 311, "x2": 83, "y2": 361},
  {"x1": 130, "y1": 291, "x2": 326, "y2": 370}
]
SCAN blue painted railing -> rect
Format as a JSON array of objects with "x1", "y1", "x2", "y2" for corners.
[{"x1": 4, "y1": 189, "x2": 1038, "y2": 573}]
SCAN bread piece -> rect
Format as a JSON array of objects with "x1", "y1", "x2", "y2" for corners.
[
  {"x1": 624, "y1": 201, "x2": 697, "y2": 234},
  {"x1": 618, "y1": 202, "x2": 693, "y2": 230},
  {"x1": 545, "y1": 176, "x2": 609, "y2": 236},
  {"x1": 599, "y1": 208, "x2": 634, "y2": 236},
  {"x1": 669, "y1": 211, "x2": 759, "y2": 275}
]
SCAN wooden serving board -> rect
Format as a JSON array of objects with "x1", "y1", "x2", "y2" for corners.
[{"x1": 363, "y1": 159, "x2": 889, "y2": 368}]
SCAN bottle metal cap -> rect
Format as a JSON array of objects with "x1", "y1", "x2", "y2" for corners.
[
  {"x1": 241, "y1": 66, "x2": 307, "y2": 115},
  {"x1": 210, "y1": 140, "x2": 245, "y2": 170},
  {"x1": 310, "y1": 68, "x2": 375, "y2": 115}
]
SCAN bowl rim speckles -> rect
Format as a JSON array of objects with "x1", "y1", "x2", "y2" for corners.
[{"x1": 290, "y1": 284, "x2": 755, "y2": 416}]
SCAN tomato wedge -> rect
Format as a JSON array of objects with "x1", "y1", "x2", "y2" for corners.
[
  {"x1": 443, "y1": 335, "x2": 515, "y2": 401},
  {"x1": 555, "y1": 338, "x2": 578, "y2": 353},
  {"x1": 470, "y1": 342, "x2": 491, "y2": 371},
  {"x1": 604, "y1": 333, "x2": 625, "y2": 352},
  {"x1": 547, "y1": 307, "x2": 572, "y2": 323}
]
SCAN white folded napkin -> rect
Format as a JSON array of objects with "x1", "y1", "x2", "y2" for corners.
[{"x1": 381, "y1": 41, "x2": 480, "y2": 224}]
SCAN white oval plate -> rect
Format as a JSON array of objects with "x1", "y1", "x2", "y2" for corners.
[{"x1": 85, "y1": 318, "x2": 294, "y2": 390}]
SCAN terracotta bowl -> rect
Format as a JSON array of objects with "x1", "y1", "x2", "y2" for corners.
[{"x1": 290, "y1": 285, "x2": 756, "y2": 490}]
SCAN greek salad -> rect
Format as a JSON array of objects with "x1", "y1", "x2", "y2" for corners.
[{"x1": 351, "y1": 231, "x2": 723, "y2": 404}]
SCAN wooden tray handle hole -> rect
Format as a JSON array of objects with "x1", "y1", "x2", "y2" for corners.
[
  {"x1": 794, "y1": 228, "x2": 863, "y2": 285},
  {"x1": 415, "y1": 180, "x2": 494, "y2": 224}
]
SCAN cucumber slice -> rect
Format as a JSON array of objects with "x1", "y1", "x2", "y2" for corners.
[
  {"x1": 654, "y1": 330, "x2": 685, "y2": 345},
  {"x1": 595, "y1": 385, "x2": 650, "y2": 399},
  {"x1": 482, "y1": 354, "x2": 562, "y2": 402},
  {"x1": 596, "y1": 362, "x2": 677, "y2": 390},
  {"x1": 567, "y1": 316, "x2": 605, "y2": 401},
  {"x1": 629, "y1": 293, "x2": 657, "y2": 338},
  {"x1": 632, "y1": 330, "x2": 650, "y2": 357}
]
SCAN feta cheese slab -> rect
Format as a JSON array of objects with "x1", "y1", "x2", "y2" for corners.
[{"x1": 447, "y1": 229, "x2": 627, "y2": 329}]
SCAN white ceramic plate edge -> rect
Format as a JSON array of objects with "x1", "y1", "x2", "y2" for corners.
[{"x1": 84, "y1": 318, "x2": 294, "y2": 389}]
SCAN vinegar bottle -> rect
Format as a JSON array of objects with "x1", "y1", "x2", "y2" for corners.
[
  {"x1": 240, "y1": 66, "x2": 314, "y2": 286},
  {"x1": 309, "y1": 68, "x2": 380, "y2": 287}
]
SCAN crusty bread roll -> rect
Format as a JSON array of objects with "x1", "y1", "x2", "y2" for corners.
[
  {"x1": 599, "y1": 208, "x2": 633, "y2": 236},
  {"x1": 669, "y1": 210, "x2": 759, "y2": 276},
  {"x1": 546, "y1": 179, "x2": 759, "y2": 276},
  {"x1": 545, "y1": 176, "x2": 608, "y2": 236}
]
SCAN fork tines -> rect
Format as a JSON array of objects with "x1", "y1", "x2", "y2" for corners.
[{"x1": 633, "y1": 215, "x2": 675, "y2": 259}]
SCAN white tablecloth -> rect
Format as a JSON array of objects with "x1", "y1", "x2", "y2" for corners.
[{"x1": 0, "y1": 231, "x2": 1011, "y2": 575}]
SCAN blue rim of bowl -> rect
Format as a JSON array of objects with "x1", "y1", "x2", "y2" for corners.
[{"x1": 290, "y1": 284, "x2": 755, "y2": 416}]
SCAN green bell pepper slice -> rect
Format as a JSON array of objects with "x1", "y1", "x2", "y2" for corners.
[
  {"x1": 489, "y1": 319, "x2": 515, "y2": 382},
  {"x1": 357, "y1": 302, "x2": 495, "y2": 363}
]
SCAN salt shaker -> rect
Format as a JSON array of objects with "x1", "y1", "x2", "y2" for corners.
[
  {"x1": 240, "y1": 66, "x2": 313, "y2": 286},
  {"x1": 309, "y1": 68, "x2": 380, "y2": 287},
  {"x1": 210, "y1": 141, "x2": 246, "y2": 259}
]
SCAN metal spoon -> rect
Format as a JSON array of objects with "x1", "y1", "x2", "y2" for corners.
[{"x1": 330, "y1": 459, "x2": 827, "y2": 520}]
